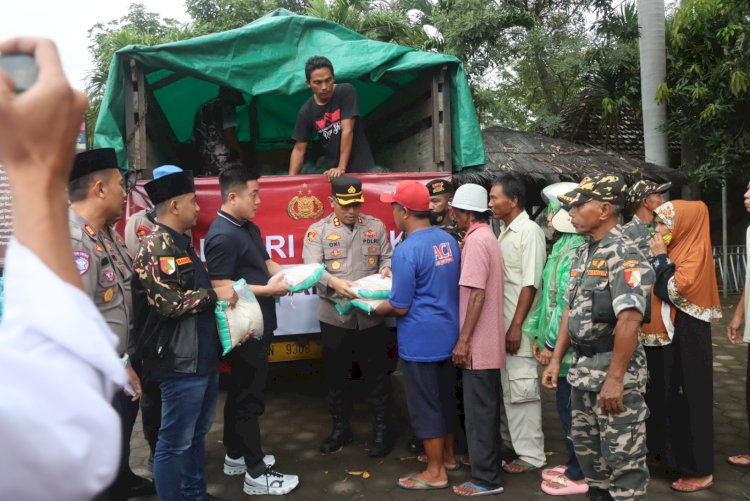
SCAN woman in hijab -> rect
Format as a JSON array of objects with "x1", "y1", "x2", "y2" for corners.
[{"x1": 650, "y1": 200, "x2": 722, "y2": 493}]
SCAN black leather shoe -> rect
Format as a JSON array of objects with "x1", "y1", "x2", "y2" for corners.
[
  {"x1": 588, "y1": 487, "x2": 614, "y2": 501},
  {"x1": 368, "y1": 414, "x2": 393, "y2": 458},
  {"x1": 320, "y1": 422, "x2": 353, "y2": 454},
  {"x1": 204, "y1": 494, "x2": 229, "y2": 501}
]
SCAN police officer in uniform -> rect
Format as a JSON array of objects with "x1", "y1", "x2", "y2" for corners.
[
  {"x1": 426, "y1": 178, "x2": 465, "y2": 245},
  {"x1": 302, "y1": 176, "x2": 394, "y2": 457},
  {"x1": 542, "y1": 174, "x2": 652, "y2": 501},
  {"x1": 68, "y1": 148, "x2": 155, "y2": 499},
  {"x1": 622, "y1": 179, "x2": 671, "y2": 259}
]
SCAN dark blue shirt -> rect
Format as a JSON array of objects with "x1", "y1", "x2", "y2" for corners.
[
  {"x1": 389, "y1": 226, "x2": 461, "y2": 362},
  {"x1": 204, "y1": 210, "x2": 277, "y2": 333}
]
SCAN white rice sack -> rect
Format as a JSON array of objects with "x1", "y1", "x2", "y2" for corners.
[
  {"x1": 351, "y1": 274, "x2": 391, "y2": 299},
  {"x1": 270, "y1": 263, "x2": 325, "y2": 293},
  {"x1": 215, "y1": 279, "x2": 264, "y2": 355},
  {"x1": 350, "y1": 298, "x2": 386, "y2": 314}
]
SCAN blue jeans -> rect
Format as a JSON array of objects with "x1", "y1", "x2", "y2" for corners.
[
  {"x1": 556, "y1": 377, "x2": 584, "y2": 481},
  {"x1": 153, "y1": 371, "x2": 219, "y2": 501}
]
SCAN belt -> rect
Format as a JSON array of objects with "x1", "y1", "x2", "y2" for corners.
[{"x1": 571, "y1": 337, "x2": 615, "y2": 358}]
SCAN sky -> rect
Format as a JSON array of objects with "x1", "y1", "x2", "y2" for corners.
[{"x1": 0, "y1": 0, "x2": 191, "y2": 91}]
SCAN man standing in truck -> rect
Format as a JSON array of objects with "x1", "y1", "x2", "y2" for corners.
[{"x1": 288, "y1": 56, "x2": 375, "y2": 181}]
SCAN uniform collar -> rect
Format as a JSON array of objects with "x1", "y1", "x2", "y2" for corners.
[
  {"x1": 156, "y1": 223, "x2": 192, "y2": 250},
  {"x1": 464, "y1": 221, "x2": 488, "y2": 239},
  {"x1": 69, "y1": 208, "x2": 99, "y2": 241},
  {"x1": 506, "y1": 210, "x2": 530, "y2": 232}
]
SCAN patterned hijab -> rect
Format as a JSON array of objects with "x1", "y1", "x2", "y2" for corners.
[{"x1": 653, "y1": 200, "x2": 722, "y2": 322}]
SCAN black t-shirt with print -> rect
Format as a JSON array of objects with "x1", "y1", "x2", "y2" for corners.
[{"x1": 292, "y1": 83, "x2": 375, "y2": 172}]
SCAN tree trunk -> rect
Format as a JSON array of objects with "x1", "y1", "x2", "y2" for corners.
[{"x1": 636, "y1": 0, "x2": 669, "y2": 167}]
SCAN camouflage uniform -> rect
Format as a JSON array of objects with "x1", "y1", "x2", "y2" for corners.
[
  {"x1": 621, "y1": 214, "x2": 652, "y2": 262},
  {"x1": 565, "y1": 224, "x2": 653, "y2": 500}
]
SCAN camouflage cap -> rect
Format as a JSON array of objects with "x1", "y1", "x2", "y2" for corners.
[
  {"x1": 626, "y1": 179, "x2": 672, "y2": 205},
  {"x1": 558, "y1": 173, "x2": 627, "y2": 208}
]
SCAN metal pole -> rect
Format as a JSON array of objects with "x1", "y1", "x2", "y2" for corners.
[{"x1": 722, "y1": 180, "x2": 728, "y2": 298}]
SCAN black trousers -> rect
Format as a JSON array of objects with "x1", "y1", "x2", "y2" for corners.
[
  {"x1": 666, "y1": 311, "x2": 714, "y2": 477},
  {"x1": 140, "y1": 377, "x2": 162, "y2": 456},
  {"x1": 645, "y1": 346, "x2": 668, "y2": 460},
  {"x1": 101, "y1": 390, "x2": 139, "y2": 500},
  {"x1": 320, "y1": 321, "x2": 392, "y2": 419},
  {"x1": 462, "y1": 369, "x2": 503, "y2": 489},
  {"x1": 223, "y1": 332, "x2": 272, "y2": 477}
]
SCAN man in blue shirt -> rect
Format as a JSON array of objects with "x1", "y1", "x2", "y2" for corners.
[{"x1": 376, "y1": 181, "x2": 461, "y2": 491}]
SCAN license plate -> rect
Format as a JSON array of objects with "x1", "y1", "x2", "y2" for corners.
[{"x1": 268, "y1": 339, "x2": 322, "y2": 363}]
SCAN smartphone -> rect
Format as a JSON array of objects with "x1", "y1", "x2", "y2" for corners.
[{"x1": 0, "y1": 54, "x2": 38, "y2": 93}]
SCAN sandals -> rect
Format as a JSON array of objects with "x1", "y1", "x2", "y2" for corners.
[
  {"x1": 670, "y1": 477, "x2": 714, "y2": 493},
  {"x1": 397, "y1": 473, "x2": 449, "y2": 490},
  {"x1": 502, "y1": 459, "x2": 545, "y2": 474},
  {"x1": 417, "y1": 454, "x2": 461, "y2": 471},
  {"x1": 728, "y1": 454, "x2": 750, "y2": 466},
  {"x1": 540, "y1": 475, "x2": 589, "y2": 496},
  {"x1": 452, "y1": 481, "x2": 504, "y2": 497},
  {"x1": 541, "y1": 465, "x2": 567, "y2": 482}
]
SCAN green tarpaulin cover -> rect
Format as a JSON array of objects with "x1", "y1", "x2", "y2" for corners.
[{"x1": 94, "y1": 9, "x2": 485, "y2": 172}]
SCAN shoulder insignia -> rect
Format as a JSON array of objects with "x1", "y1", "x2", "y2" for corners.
[
  {"x1": 364, "y1": 230, "x2": 377, "y2": 238},
  {"x1": 73, "y1": 250, "x2": 90, "y2": 275},
  {"x1": 102, "y1": 287, "x2": 115, "y2": 303},
  {"x1": 83, "y1": 224, "x2": 97, "y2": 239},
  {"x1": 160, "y1": 256, "x2": 177, "y2": 275},
  {"x1": 368, "y1": 256, "x2": 376, "y2": 265},
  {"x1": 357, "y1": 216, "x2": 364, "y2": 225},
  {"x1": 307, "y1": 230, "x2": 318, "y2": 241},
  {"x1": 176, "y1": 257, "x2": 192, "y2": 266},
  {"x1": 331, "y1": 260, "x2": 341, "y2": 270},
  {"x1": 136, "y1": 224, "x2": 152, "y2": 241},
  {"x1": 326, "y1": 233, "x2": 341, "y2": 241},
  {"x1": 104, "y1": 269, "x2": 115, "y2": 282},
  {"x1": 333, "y1": 217, "x2": 341, "y2": 227},
  {"x1": 625, "y1": 268, "x2": 641, "y2": 288}
]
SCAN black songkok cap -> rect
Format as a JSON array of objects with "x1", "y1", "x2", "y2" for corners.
[
  {"x1": 144, "y1": 171, "x2": 195, "y2": 205},
  {"x1": 70, "y1": 148, "x2": 119, "y2": 182}
]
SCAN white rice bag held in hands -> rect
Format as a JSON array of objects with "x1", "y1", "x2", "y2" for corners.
[
  {"x1": 215, "y1": 279, "x2": 264, "y2": 355},
  {"x1": 269, "y1": 263, "x2": 325, "y2": 293}
]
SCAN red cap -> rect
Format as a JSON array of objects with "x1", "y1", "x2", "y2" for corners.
[{"x1": 380, "y1": 180, "x2": 430, "y2": 212}]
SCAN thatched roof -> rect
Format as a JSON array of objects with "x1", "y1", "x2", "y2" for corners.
[{"x1": 454, "y1": 127, "x2": 687, "y2": 191}]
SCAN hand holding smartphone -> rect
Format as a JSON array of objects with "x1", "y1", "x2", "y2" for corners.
[{"x1": 0, "y1": 54, "x2": 38, "y2": 93}]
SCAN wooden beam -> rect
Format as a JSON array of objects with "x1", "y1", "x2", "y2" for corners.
[{"x1": 441, "y1": 66, "x2": 453, "y2": 172}]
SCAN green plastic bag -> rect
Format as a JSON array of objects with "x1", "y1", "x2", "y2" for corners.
[{"x1": 215, "y1": 279, "x2": 264, "y2": 356}]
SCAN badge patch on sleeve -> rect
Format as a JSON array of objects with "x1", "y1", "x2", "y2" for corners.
[
  {"x1": 307, "y1": 230, "x2": 317, "y2": 241},
  {"x1": 160, "y1": 257, "x2": 177, "y2": 275},
  {"x1": 136, "y1": 224, "x2": 151, "y2": 240},
  {"x1": 625, "y1": 268, "x2": 641, "y2": 288},
  {"x1": 74, "y1": 250, "x2": 90, "y2": 275}
]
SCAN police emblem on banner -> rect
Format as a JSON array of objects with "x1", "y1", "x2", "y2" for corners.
[{"x1": 288, "y1": 184, "x2": 324, "y2": 220}]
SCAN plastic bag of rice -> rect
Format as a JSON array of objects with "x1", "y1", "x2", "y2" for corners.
[
  {"x1": 269, "y1": 263, "x2": 326, "y2": 293},
  {"x1": 215, "y1": 279, "x2": 264, "y2": 355},
  {"x1": 350, "y1": 297, "x2": 386, "y2": 314},
  {"x1": 351, "y1": 274, "x2": 391, "y2": 299}
]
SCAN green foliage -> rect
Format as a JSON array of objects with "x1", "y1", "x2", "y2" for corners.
[{"x1": 658, "y1": 0, "x2": 750, "y2": 185}]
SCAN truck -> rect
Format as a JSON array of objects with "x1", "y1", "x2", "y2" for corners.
[{"x1": 94, "y1": 9, "x2": 486, "y2": 363}]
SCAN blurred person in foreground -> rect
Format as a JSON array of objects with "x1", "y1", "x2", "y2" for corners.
[{"x1": 0, "y1": 37, "x2": 125, "y2": 500}]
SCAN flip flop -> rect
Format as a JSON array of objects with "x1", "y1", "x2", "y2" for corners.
[
  {"x1": 541, "y1": 465, "x2": 567, "y2": 482},
  {"x1": 452, "y1": 481, "x2": 504, "y2": 497},
  {"x1": 502, "y1": 459, "x2": 545, "y2": 473},
  {"x1": 728, "y1": 454, "x2": 750, "y2": 466},
  {"x1": 397, "y1": 473, "x2": 449, "y2": 490},
  {"x1": 670, "y1": 478, "x2": 714, "y2": 493},
  {"x1": 541, "y1": 476, "x2": 589, "y2": 496},
  {"x1": 417, "y1": 454, "x2": 461, "y2": 471}
]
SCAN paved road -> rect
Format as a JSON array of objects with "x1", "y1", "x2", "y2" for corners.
[{"x1": 131, "y1": 297, "x2": 750, "y2": 500}]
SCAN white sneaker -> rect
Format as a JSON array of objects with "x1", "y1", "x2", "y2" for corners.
[
  {"x1": 243, "y1": 468, "x2": 299, "y2": 496},
  {"x1": 223, "y1": 454, "x2": 276, "y2": 476}
]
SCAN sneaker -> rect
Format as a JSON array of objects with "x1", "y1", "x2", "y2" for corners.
[
  {"x1": 243, "y1": 468, "x2": 299, "y2": 496},
  {"x1": 224, "y1": 454, "x2": 276, "y2": 476}
]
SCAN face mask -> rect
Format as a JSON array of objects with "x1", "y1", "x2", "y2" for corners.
[
  {"x1": 430, "y1": 209, "x2": 448, "y2": 226},
  {"x1": 662, "y1": 233, "x2": 673, "y2": 247}
]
